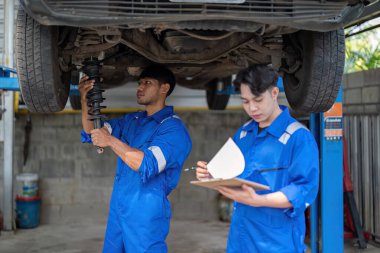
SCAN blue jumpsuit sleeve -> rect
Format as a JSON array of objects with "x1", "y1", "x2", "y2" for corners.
[
  {"x1": 138, "y1": 120, "x2": 192, "y2": 183},
  {"x1": 80, "y1": 115, "x2": 127, "y2": 143},
  {"x1": 81, "y1": 130, "x2": 92, "y2": 143},
  {"x1": 280, "y1": 131, "x2": 319, "y2": 218}
]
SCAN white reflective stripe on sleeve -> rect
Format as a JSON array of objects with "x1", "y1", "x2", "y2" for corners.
[
  {"x1": 160, "y1": 115, "x2": 180, "y2": 124},
  {"x1": 278, "y1": 122, "x2": 308, "y2": 145},
  {"x1": 278, "y1": 132, "x2": 291, "y2": 144},
  {"x1": 103, "y1": 122, "x2": 112, "y2": 134},
  {"x1": 148, "y1": 146, "x2": 167, "y2": 173},
  {"x1": 286, "y1": 122, "x2": 308, "y2": 134}
]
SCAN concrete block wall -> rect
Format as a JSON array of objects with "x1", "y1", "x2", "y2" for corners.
[
  {"x1": 342, "y1": 69, "x2": 380, "y2": 115},
  {"x1": 0, "y1": 114, "x2": 117, "y2": 224},
  {"x1": 0, "y1": 110, "x2": 248, "y2": 224},
  {"x1": 170, "y1": 111, "x2": 248, "y2": 221}
]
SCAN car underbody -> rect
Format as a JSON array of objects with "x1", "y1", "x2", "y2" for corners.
[{"x1": 15, "y1": 0, "x2": 380, "y2": 112}]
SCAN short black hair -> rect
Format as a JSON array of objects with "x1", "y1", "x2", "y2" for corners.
[
  {"x1": 233, "y1": 64, "x2": 278, "y2": 96},
  {"x1": 139, "y1": 64, "x2": 176, "y2": 96}
]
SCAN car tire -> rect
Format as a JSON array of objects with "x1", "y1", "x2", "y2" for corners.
[
  {"x1": 206, "y1": 77, "x2": 231, "y2": 110},
  {"x1": 69, "y1": 95, "x2": 82, "y2": 110},
  {"x1": 282, "y1": 29, "x2": 345, "y2": 113},
  {"x1": 15, "y1": 8, "x2": 70, "y2": 112}
]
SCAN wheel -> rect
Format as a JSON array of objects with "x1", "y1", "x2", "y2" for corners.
[
  {"x1": 206, "y1": 77, "x2": 231, "y2": 110},
  {"x1": 282, "y1": 29, "x2": 345, "y2": 113},
  {"x1": 69, "y1": 95, "x2": 81, "y2": 110},
  {"x1": 15, "y1": 7, "x2": 70, "y2": 112}
]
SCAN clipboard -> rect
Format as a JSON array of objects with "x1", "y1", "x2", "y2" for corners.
[{"x1": 191, "y1": 177, "x2": 270, "y2": 191}]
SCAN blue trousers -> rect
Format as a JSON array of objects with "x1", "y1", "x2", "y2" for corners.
[
  {"x1": 227, "y1": 205, "x2": 306, "y2": 253},
  {"x1": 102, "y1": 174, "x2": 170, "y2": 253}
]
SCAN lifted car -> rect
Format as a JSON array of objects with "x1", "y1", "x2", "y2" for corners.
[{"x1": 16, "y1": 0, "x2": 380, "y2": 112}]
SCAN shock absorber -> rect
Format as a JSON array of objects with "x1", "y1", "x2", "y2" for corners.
[{"x1": 82, "y1": 57, "x2": 106, "y2": 154}]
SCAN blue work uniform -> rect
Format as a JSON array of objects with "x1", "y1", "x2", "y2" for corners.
[
  {"x1": 81, "y1": 106, "x2": 192, "y2": 253},
  {"x1": 227, "y1": 106, "x2": 319, "y2": 253}
]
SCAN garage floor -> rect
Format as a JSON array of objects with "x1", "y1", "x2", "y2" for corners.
[{"x1": 0, "y1": 219, "x2": 379, "y2": 253}]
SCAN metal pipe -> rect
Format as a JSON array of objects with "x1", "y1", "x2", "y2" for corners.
[
  {"x1": 3, "y1": 91, "x2": 14, "y2": 231},
  {"x1": 3, "y1": 0, "x2": 15, "y2": 231},
  {"x1": 4, "y1": 0, "x2": 14, "y2": 68}
]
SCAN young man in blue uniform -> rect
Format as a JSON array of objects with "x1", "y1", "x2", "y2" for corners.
[
  {"x1": 79, "y1": 64, "x2": 192, "y2": 253},
  {"x1": 196, "y1": 65, "x2": 319, "y2": 252}
]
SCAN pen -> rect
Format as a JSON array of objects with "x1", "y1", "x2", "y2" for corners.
[{"x1": 184, "y1": 166, "x2": 197, "y2": 172}]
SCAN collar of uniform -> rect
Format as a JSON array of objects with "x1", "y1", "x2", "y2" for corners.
[
  {"x1": 265, "y1": 105, "x2": 291, "y2": 138},
  {"x1": 147, "y1": 106, "x2": 174, "y2": 123}
]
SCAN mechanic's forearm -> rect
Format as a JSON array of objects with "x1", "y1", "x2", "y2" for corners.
[
  {"x1": 108, "y1": 136, "x2": 144, "y2": 171},
  {"x1": 81, "y1": 98, "x2": 94, "y2": 133},
  {"x1": 256, "y1": 191, "x2": 292, "y2": 208}
]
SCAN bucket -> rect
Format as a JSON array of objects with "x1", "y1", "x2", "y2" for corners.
[
  {"x1": 15, "y1": 196, "x2": 41, "y2": 228},
  {"x1": 15, "y1": 173, "x2": 39, "y2": 198}
]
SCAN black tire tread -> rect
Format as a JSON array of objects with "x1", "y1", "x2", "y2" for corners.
[
  {"x1": 69, "y1": 94, "x2": 82, "y2": 110},
  {"x1": 15, "y1": 8, "x2": 68, "y2": 113},
  {"x1": 307, "y1": 29, "x2": 344, "y2": 112}
]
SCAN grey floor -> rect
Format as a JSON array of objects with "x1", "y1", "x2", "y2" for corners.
[{"x1": 0, "y1": 219, "x2": 379, "y2": 253}]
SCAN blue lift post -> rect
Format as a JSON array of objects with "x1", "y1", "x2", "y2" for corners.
[
  {"x1": 309, "y1": 112, "x2": 320, "y2": 252},
  {"x1": 310, "y1": 88, "x2": 344, "y2": 253},
  {"x1": 0, "y1": 67, "x2": 18, "y2": 90}
]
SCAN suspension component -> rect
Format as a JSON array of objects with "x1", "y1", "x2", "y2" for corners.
[
  {"x1": 82, "y1": 57, "x2": 107, "y2": 154},
  {"x1": 77, "y1": 28, "x2": 102, "y2": 47}
]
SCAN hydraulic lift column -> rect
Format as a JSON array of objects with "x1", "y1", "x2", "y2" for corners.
[{"x1": 310, "y1": 88, "x2": 344, "y2": 253}]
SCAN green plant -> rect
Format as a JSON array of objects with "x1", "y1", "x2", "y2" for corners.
[{"x1": 345, "y1": 24, "x2": 380, "y2": 73}]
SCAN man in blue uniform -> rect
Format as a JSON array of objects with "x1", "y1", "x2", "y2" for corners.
[
  {"x1": 196, "y1": 65, "x2": 319, "y2": 252},
  {"x1": 79, "y1": 64, "x2": 192, "y2": 253}
]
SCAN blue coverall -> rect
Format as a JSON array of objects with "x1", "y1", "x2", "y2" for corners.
[
  {"x1": 227, "y1": 106, "x2": 319, "y2": 253},
  {"x1": 81, "y1": 106, "x2": 192, "y2": 253}
]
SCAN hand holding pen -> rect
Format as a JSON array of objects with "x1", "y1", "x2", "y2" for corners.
[{"x1": 194, "y1": 161, "x2": 212, "y2": 181}]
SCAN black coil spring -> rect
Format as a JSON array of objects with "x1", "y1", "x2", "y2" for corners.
[{"x1": 82, "y1": 57, "x2": 106, "y2": 129}]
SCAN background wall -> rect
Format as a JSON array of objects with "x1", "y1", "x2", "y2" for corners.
[{"x1": 343, "y1": 69, "x2": 380, "y2": 114}]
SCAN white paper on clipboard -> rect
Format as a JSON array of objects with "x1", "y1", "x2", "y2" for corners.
[{"x1": 207, "y1": 138, "x2": 245, "y2": 179}]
